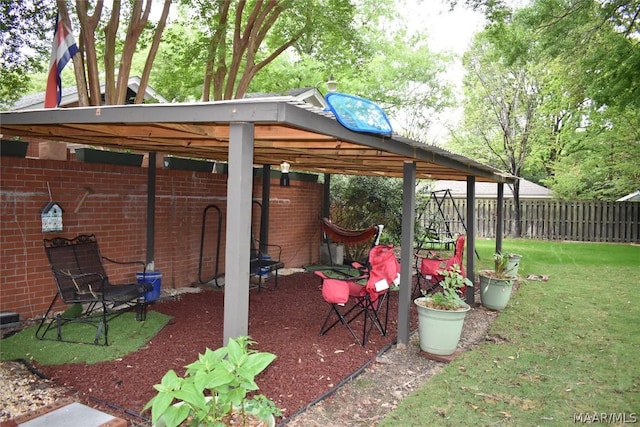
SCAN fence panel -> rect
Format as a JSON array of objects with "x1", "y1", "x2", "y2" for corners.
[{"x1": 417, "y1": 198, "x2": 639, "y2": 243}]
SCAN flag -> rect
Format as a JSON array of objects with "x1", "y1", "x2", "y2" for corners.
[{"x1": 44, "y1": 13, "x2": 78, "y2": 108}]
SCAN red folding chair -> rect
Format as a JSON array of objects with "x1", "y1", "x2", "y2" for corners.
[
  {"x1": 414, "y1": 235, "x2": 467, "y2": 298},
  {"x1": 316, "y1": 244, "x2": 400, "y2": 346}
]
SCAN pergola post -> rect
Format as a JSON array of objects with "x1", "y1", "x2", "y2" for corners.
[
  {"x1": 496, "y1": 183, "x2": 504, "y2": 253},
  {"x1": 223, "y1": 123, "x2": 255, "y2": 344},
  {"x1": 466, "y1": 176, "x2": 476, "y2": 305},
  {"x1": 397, "y1": 161, "x2": 416, "y2": 347},
  {"x1": 146, "y1": 152, "x2": 156, "y2": 269},
  {"x1": 260, "y1": 165, "x2": 271, "y2": 250}
]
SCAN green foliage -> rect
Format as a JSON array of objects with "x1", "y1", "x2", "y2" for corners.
[
  {"x1": 452, "y1": 0, "x2": 640, "y2": 202},
  {"x1": 144, "y1": 336, "x2": 281, "y2": 427},
  {"x1": 0, "y1": 311, "x2": 172, "y2": 365},
  {"x1": 0, "y1": 0, "x2": 56, "y2": 108},
  {"x1": 423, "y1": 264, "x2": 473, "y2": 310},
  {"x1": 492, "y1": 251, "x2": 508, "y2": 276},
  {"x1": 381, "y1": 239, "x2": 640, "y2": 426},
  {"x1": 329, "y1": 175, "x2": 403, "y2": 262}
]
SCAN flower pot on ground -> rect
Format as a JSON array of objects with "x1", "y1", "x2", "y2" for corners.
[
  {"x1": 505, "y1": 253, "x2": 522, "y2": 278},
  {"x1": 479, "y1": 252, "x2": 515, "y2": 310},
  {"x1": 75, "y1": 147, "x2": 143, "y2": 166},
  {"x1": 145, "y1": 336, "x2": 281, "y2": 427},
  {"x1": 413, "y1": 264, "x2": 473, "y2": 356}
]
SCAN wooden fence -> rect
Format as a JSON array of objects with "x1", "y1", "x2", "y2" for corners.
[{"x1": 419, "y1": 199, "x2": 640, "y2": 243}]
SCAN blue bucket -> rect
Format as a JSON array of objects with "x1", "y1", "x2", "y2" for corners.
[{"x1": 137, "y1": 271, "x2": 162, "y2": 302}]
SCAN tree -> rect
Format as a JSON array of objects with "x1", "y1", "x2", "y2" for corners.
[
  {"x1": 520, "y1": 0, "x2": 640, "y2": 200},
  {"x1": 453, "y1": 24, "x2": 542, "y2": 236},
  {"x1": 67, "y1": 0, "x2": 172, "y2": 106},
  {"x1": 0, "y1": 0, "x2": 56, "y2": 109},
  {"x1": 524, "y1": 0, "x2": 640, "y2": 110},
  {"x1": 156, "y1": 0, "x2": 376, "y2": 101}
]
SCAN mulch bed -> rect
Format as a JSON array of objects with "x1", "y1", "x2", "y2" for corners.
[{"x1": 37, "y1": 272, "x2": 417, "y2": 425}]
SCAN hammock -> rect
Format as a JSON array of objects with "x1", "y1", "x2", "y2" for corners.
[{"x1": 321, "y1": 218, "x2": 383, "y2": 246}]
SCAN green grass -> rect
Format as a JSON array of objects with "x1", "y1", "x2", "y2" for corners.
[
  {"x1": 0, "y1": 310, "x2": 172, "y2": 365},
  {"x1": 381, "y1": 239, "x2": 640, "y2": 426}
]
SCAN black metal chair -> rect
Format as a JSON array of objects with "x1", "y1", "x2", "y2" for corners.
[
  {"x1": 36, "y1": 234, "x2": 152, "y2": 345},
  {"x1": 250, "y1": 237, "x2": 285, "y2": 290}
]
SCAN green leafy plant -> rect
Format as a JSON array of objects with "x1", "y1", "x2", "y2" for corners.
[
  {"x1": 493, "y1": 252, "x2": 509, "y2": 277},
  {"x1": 420, "y1": 264, "x2": 473, "y2": 310},
  {"x1": 143, "y1": 336, "x2": 281, "y2": 427}
]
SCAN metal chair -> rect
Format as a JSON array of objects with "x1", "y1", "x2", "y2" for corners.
[{"x1": 36, "y1": 234, "x2": 152, "y2": 345}]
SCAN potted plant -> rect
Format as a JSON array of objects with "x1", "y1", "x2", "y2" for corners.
[
  {"x1": 144, "y1": 336, "x2": 281, "y2": 427},
  {"x1": 75, "y1": 147, "x2": 143, "y2": 166},
  {"x1": 505, "y1": 252, "x2": 522, "y2": 278},
  {"x1": 1, "y1": 139, "x2": 29, "y2": 157},
  {"x1": 163, "y1": 156, "x2": 214, "y2": 173},
  {"x1": 479, "y1": 252, "x2": 515, "y2": 311},
  {"x1": 413, "y1": 264, "x2": 473, "y2": 356}
]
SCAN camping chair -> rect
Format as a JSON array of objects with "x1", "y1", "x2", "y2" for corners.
[
  {"x1": 413, "y1": 234, "x2": 467, "y2": 299},
  {"x1": 36, "y1": 234, "x2": 153, "y2": 346},
  {"x1": 315, "y1": 243, "x2": 400, "y2": 346}
]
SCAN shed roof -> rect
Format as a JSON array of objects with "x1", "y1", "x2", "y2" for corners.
[
  {"x1": 0, "y1": 96, "x2": 516, "y2": 183},
  {"x1": 11, "y1": 76, "x2": 168, "y2": 111},
  {"x1": 432, "y1": 178, "x2": 552, "y2": 198},
  {"x1": 617, "y1": 190, "x2": 640, "y2": 202}
]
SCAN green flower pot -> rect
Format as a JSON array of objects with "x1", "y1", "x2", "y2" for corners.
[
  {"x1": 163, "y1": 156, "x2": 214, "y2": 172},
  {"x1": 76, "y1": 148, "x2": 143, "y2": 166},
  {"x1": 505, "y1": 254, "x2": 522, "y2": 278},
  {"x1": 414, "y1": 297, "x2": 470, "y2": 356},
  {"x1": 479, "y1": 272, "x2": 514, "y2": 310},
  {"x1": 1, "y1": 139, "x2": 29, "y2": 157}
]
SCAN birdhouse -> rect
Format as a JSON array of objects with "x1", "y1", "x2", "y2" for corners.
[{"x1": 41, "y1": 202, "x2": 64, "y2": 232}]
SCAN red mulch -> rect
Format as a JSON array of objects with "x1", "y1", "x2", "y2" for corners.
[{"x1": 38, "y1": 272, "x2": 417, "y2": 425}]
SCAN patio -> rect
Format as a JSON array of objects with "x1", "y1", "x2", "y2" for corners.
[{"x1": 33, "y1": 271, "x2": 404, "y2": 424}]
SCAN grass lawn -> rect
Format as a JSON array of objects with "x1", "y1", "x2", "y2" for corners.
[{"x1": 381, "y1": 239, "x2": 640, "y2": 426}]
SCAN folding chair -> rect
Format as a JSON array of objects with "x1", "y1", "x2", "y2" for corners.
[
  {"x1": 413, "y1": 234, "x2": 467, "y2": 299},
  {"x1": 36, "y1": 234, "x2": 153, "y2": 346},
  {"x1": 316, "y1": 243, "x2": 400, "y2": 346}
]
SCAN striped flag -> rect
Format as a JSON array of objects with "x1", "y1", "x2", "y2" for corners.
[{"x1": 44, "y1": 13, "x2": 78, "y2": 108}]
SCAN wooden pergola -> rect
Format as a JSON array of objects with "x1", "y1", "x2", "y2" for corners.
[{"x1": 0, "y1": 96, "x2": 517, "y2": 347}]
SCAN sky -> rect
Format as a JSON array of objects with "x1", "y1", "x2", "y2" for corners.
[
  {"x1": 405, "y1": 0, "x2": 486, "y2": 55},
  {"x1": 396, "y1": 0, "x2": 487, "y2": 143}
]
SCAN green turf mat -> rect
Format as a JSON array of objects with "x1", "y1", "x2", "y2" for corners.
[{"x1": 0, "y1": 310, "x2": 172, "y2": 365}]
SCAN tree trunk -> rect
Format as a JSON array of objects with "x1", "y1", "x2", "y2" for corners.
[
  {"x1": 115, "y1": 1, "x2": 150, "y2": 104},
  {"x1": 76, "y1": 0, "x2": 103, "y2": 106},
  {"x1": 103, "y1": 0, "x2": 120, "y2": 105},
  {"x1": 135, "y1": 0, "x2": 172, "y2": 104},
  {"x1": 58, "y1": 1, "x2": 89, "y2": 106}
]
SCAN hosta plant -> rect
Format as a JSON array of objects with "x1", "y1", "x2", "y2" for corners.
[{"x1": 144, "y1": 336, "x2": 281, "y2": 427}]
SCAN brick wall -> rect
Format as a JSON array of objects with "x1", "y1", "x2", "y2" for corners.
[{"x1": 0, "y1": 154, "x2": 323, "y2": 320}]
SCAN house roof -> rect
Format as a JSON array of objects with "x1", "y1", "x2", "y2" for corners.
[
  {"x1": 11, "y1": 76, "x2": 168, "y2": 111},
  {"x1": 0, "y1": 97, "x2": 516, "y2": 183},
  {"x1": 617, "y1": 190, "x2": 640, "y2": 202},
  {"x1": 432, "y1": 178, "x2": 552, "y2": 198}
]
